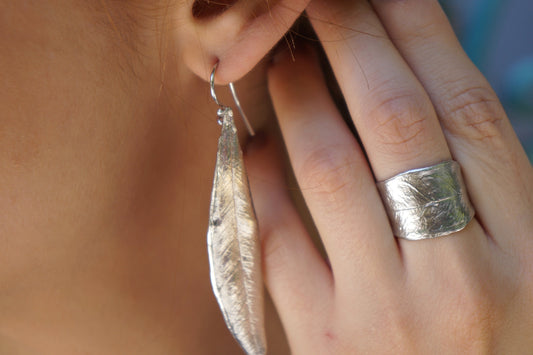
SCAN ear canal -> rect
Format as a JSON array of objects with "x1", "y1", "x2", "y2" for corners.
[{"x1": 192, "y1": 0, "x2": 238, "y2": 19}]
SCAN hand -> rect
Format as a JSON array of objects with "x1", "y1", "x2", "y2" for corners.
[{"x1": 245, "y1": 0, "x2": 533, "y2": 353}]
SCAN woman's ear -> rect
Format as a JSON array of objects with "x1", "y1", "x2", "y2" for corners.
[{"x1": 177, "y1": 0, "x2": 310, "y2": 84}]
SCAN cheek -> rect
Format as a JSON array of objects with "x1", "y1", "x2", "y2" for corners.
[
  {"x1": 0, "y1": 1, "x2": 152, "y2": 236},
  {"x1": 0, "y1": 1, "x2": 139, "y2": 168}
]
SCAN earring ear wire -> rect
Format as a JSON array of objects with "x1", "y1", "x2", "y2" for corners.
[{"x1": 210, "y1": 62, "x2": 255, "y2": 136}]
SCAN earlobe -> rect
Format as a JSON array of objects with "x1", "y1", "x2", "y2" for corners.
[{"x1": 178, "y1": 0, "x2": 310, "y2": 84}]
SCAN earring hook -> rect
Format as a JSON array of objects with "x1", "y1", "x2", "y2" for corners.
[
  {"x1": 210, "y1": 62, "x2": 255, "y2": 136},
  {"x1": 210, "y1": 62, "x2": 222, "y2": 107}
]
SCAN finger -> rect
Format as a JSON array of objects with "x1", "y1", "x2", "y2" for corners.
[
  {"x1": 268, "y1": 44, "x2": 402, "y2": 292},
  {"x1": 244, "y1": 129, "x2": 333, "y2": 340},
  {"x1": 306, "y1": 0, "x2": 487, "y2": 264},
  {"x1": 307, "y1": 0, "x2": 451, "y2": 181},
  {"x1": 369, "y1": 0, "x2": 533, "y2": 245}
]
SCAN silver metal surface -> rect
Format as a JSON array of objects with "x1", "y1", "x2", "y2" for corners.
[
  {"x1": 210, "y1": 62, "x2": 255, "y2": 136},
  {"x1": 210, "y1": 62, "x2": 222, "y2": 106},
  {"x1": 229, "y1": 82, "x2": 255, "y2": 136},
  {"x1": 377, "y1": 160, "x2": 475, "y2": 241},
  {"x1": 207, "y1": 107, "x2": 266, "y2": 355}
]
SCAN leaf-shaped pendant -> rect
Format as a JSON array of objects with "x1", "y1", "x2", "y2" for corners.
[{"x1": 207, "y1": 107, "x2": 266, "y2": 355}]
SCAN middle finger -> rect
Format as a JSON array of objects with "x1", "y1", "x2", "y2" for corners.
[{"x1": 308, "y1": 0, "x2": 450, "y2": 180}]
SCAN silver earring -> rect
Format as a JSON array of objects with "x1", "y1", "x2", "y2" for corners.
[{"x1": 207, "y1": 62, "x2": 266, "y2": 355}]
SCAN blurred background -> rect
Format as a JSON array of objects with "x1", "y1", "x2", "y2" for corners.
[{"x1": 442, "y1": 0, "x2": 533, "y2": 161}]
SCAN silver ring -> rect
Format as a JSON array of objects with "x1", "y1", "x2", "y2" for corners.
[{"x1": 377, "y1": 160, "x2": 475, "y2": 241}]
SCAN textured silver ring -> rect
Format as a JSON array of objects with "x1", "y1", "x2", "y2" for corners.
[{"x1": 377, "y1": 160, "x2": 475, "y2": 241}]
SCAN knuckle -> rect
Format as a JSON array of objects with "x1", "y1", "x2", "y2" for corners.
[
  {"x1": 399, "y1": 16, "x2": 444, "y2": 46},
  {"x1": 441, "y1": 84, "x2": 506, "y2": 144},
  {"x1": 441, "y1": 264, "x2": 500, "y2": 350},
  {"x1": 261, "y1": 230, "x2": 319, "y2": 317},
  {"x1": 367, "y1": 90, "x2": 434, "y2": 155},
  {"x1": 452, "y1": 291, "x2": 497, "y2": 350},
  {"x1": 297, "y1": 144, "x2": 358, "y2": 196},
  {"x1": 377, "y1": 299, "x2": 415, "y2": 348}
]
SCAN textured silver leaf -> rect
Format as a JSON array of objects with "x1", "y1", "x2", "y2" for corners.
[
  {"x1": 207, "y1": 107, "x2": 266, "y2": 355},
  {"x1": 377, "y1": 160, "x2": 475, "y2": 240}
]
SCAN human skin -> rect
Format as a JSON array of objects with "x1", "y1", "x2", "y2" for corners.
[
  {"x1": 0, "y1": 1, "x2": 286, "y2": 353},
  {"x1": 0, "y1": 0, "x2": 532, "y2": 354}
]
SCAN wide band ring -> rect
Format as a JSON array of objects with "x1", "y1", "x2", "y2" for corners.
[{"x1": 377, "y1": 160, "x2": 475, "y2": 241}]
